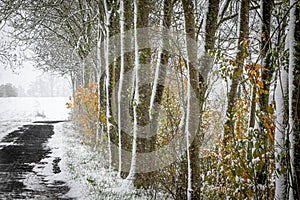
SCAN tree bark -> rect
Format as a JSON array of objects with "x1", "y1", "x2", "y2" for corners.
[
  {"x1": 255, "y1": 0, "x2": 274, "y2": 188},
  {"x1": 182, "y1": 0, "x2": 220, "y2": 198},
  {"x1": 289, "y1": 1, "x2": 300, "y2": 199},
  {"x1": 181, "y1": 1, "x2": 199, "y2": 198},
  {"x1": 120, "y1": 0, "x2": 134, "y2": 179},
  {"x1": 259, "y1": 0, "x2": 274, "y2": 113},
  {"x1": 132, "y1": 0, "x2": 156, "y2": 189},
  {"x1": 205, "y1": 0, "x2": 220, "y2": 52},
  {"x1": 224, "y1": 0, "x2": 249, "y2": 143},
  {"x1": 274, "y1": 65, "x2": 288, "y2": 200}
]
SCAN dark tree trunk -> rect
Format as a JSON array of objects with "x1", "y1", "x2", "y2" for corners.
[
  {"x1": 290, "y1": 1, "x2": 300, "y2": 198},
  {"x1": 205, "y1": 0, "x2": 220, "y2": 52},
  {"x1": 259, "y1": 0, "x2": 274, "y2": 112},
  {"x1": 224, "y1": 0, "x2": 249, "y2": 143},
  {"x1": 181, "y1": 0, "x2": 200, "y2": 198},
  {"x1": 181, "y1": 0, "x2": 220, "y2": 198},
  {"x1": 134, "y1": 0, "x2": 156, "y2": 189},
  {"x1": 120, "y1": 0, "x2": 134, "y2": 179},
  {"x1": 256, "y1": 0, "x2": 274, "y2": 187}
]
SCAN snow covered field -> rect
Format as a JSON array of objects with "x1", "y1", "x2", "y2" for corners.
[{"x1": 0, "y1": 97, "x2": 69, "y2": 140}]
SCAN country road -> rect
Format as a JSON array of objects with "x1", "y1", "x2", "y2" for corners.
[
  {"x1": 0, "y1": 97, "x2": 154, "y2": 199},
  {"x1": 0, "y1": 122, "x2": 72, "y2": 199}
]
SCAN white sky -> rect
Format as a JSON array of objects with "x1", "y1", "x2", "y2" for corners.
[
  {"x1": 0, "y1": 62, "x2": 41, "y2": 89},
  {"x1": 0, "y1": 23, "x2": 42, "y2": 89},
  {"x1": 0, "y1": 60, "x2": 48, "y2": 90}
]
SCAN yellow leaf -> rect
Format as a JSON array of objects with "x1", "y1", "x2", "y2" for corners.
[
  {"x1": 257, "y1": 80, "x2": 264, "y2": 88},
  {"x1": 255, "y1": 63, "x2": 262, "y2": 69},
  {"x1": 266, "y1": 105, "x2": 274, "y2": 114},
  {"x1": 268, "y1": 131, "x2": 274, "y2": 142}
]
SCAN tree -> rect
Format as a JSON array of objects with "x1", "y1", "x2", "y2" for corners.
[
  {"x1": 117, "y1": 0, "x2": 125, "y2": 178},
  {"x1": 2, "y1": 0, "x2": 300, "y2": 198},
  {"x1": 274, "y1": 56, "x2": 288, "y2": 199},
  {"x1": 0, "y1": 83, "x2": 18, "y2": 97},
  {"x1": 126, "y1": 0, "x2": 139, "y2": 185},
  {"x1": 259, "y1": 0, "x2": 274, "y2": 113},
  {"x1": 224, "y1": 0, "x2": 249, "y2": 143},
  {"x1": 288, "y1": 0, "x2": 300, "y2": 199},
  {"x1": 181, "y1": 1, "x2": 200, "y2": 198},
  {"x1": 10, "y1": 0, "x2": 99, "y2": 88},
  {"x1": 182, "y1": 0, "x2": 220, "y2": 198},
  {"x1": 273, "y1": 2, "x2": 290, "y2": 199}
]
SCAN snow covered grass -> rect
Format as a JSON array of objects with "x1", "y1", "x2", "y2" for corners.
[{"x1": 57, "y1": 122, "x2": 158, "y2": 199}]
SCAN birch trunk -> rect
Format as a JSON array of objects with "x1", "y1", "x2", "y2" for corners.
[
  {"x1": 274, "y1": 67, "x2": 288, "y2": 199},
  {"x1": 126, "y1": 0, "x2": 139, "y2": 183},
  {"x1": 104, "y1": 0, "x2": 113, "y2": 170},
  {"x1": 117, "y1": 0, "x2": 125, "y2": 177}
]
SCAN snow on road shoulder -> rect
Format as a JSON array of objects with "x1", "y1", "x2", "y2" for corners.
[
  {"x1": 50, "y1": 122, "x2": 160, "y2": 199},
  {"x1": 51, "y1": 122, "x2": 83, "y2": 199},
  {"x1": 25, "y1": 122, "x2": 83, "y2": 198},
  {"x1": 58, "y1": 122, "x2": 138, "y2": 199},
  {"x1": 22, "y1": 122, "x2": 80, "y2": 197}
]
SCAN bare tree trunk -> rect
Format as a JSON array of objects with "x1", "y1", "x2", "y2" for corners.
[
  {"x1": 224, "y1": 0, "x2": 249, "y2": 144},
  {"x1": 205, "y1": 0, "x2": 220, "y2": 52},
  {"x1": 118, "y1": 0, "x2": 125, "y2": 178},
  {"x1": 181, "y1": 0, "x2": 220, "y2": 198},
  {"x1": 249, "y1": 86, "x2": 257, "y2": 128},
  {"x1": 132, "y1": 0, "x2": 158, "y2": 189},
  {"x1": 120, "y1": 0, "x2": 133, "y2": 179},
  {"x1": 273, "y1": 5, "x2": 290, "y2": 198},
  {"x1": 127, "y1": 0, "x2": 139, "y2": 185},
  {"x1": 259, "y1": 0, "x2": 274, "y2": 112},
  {"x1": 83, "y1": 59, "x2": 91, "y2": 88},
  {"x1": 274, "y1": 64, "x2": 288, "y2": 200},
  {"x1": 182, "y1": 0, "x2": 201, "y2": 199},
  {"x1": 289, "y1": 1, "x2": 300, "y2": 199},
  {"x1": 181, "y1": 1, "x2": 199, "y2": 198},
  {"x1": 256, "y1": 0, "x2": 274, "y2": 188},
  {"x1": 103, "y1": 0, "x2": 113, "y2": 170},
  {"x1": 149, "y1": 0, "x2": 173, "y2": 134}
]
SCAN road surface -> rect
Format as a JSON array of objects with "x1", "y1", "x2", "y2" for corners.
[{"x1": 0, "y1": 121, "x2": 72, "y2": 199}]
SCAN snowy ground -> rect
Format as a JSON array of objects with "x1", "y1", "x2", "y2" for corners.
[
  {"x1": 0, "y1": 97, "x2": 69, "y2": 141},
  {"x1": 0, "y1": 97, "x2": 165, "y2": 199},
  {"x1": 54, "y1": 122, "x2": 159, "y2": 199}
]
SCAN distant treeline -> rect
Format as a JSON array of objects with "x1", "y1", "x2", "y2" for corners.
[{"x1": 0, "y1": 83, "x2": 18, "y2": 97}]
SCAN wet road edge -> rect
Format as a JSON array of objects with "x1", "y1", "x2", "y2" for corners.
[{"x1": 0, "y1": 121, "x2": 73, "y2": 199}]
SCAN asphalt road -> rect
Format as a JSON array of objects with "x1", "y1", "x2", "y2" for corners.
[{"x1": 0, "y1": 122, "x2": 72, "y2": 199}]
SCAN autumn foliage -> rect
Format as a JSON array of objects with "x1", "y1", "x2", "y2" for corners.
[{"x1": 67, "y1": 81, "x2": 102, "y2": 144}]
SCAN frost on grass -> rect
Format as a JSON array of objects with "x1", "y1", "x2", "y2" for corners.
[{"x1": 61, "y1": 122, "x2": 161, "y2": 199}]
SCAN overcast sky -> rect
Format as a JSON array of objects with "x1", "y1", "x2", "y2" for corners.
[
  {"x1": 0, "y1": 23, "x2": 41, "y2": 90},
  {"x1": 0, "y1": 62, "x2": 40, "y2": 89}
]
